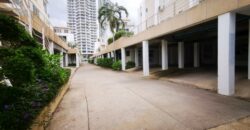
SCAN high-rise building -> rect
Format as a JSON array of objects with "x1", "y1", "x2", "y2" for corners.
[{"x1": 67, "y1": 0, "x2": 97, "y2": 61}]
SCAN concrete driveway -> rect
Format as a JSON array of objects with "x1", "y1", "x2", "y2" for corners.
[{"x1": 47, "y1": 64, "x2": 250, "y2": 130}]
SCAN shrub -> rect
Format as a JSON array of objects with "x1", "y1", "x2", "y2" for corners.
[
  {"x1": 126, "y1": 61, "x2": 136, "y2": 69},
  {"x1": 88, "y1": 59, "x2": 94, "y2": 64},
  {"x1": 107, "y1": 30, "x2": 134, "y2": 45},
  {"x1": 112, "y1": 60, "x2": 122, "y2": 71},
  {"x1": 97, "y1": 58, "x2": 113, "y2": 68},
  {"x1": 0, "y1": 14, "x2": 71, "y2": 130},
  {"x1": 108, "y1": 37, "x2": 113, "y2": 44}
]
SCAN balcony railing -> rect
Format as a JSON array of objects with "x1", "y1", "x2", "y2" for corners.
[{"x1": 131, "y1": 0, "x2": 203, "y2": 35}]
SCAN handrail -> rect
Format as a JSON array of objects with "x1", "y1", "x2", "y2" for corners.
[{"x1": 130, "y1": 0, "x2": 202, "y2": 35}]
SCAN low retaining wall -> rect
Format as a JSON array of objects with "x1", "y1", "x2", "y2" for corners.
[{"x1": 31, "y1": 68, "x2": 77, "y2": 130}]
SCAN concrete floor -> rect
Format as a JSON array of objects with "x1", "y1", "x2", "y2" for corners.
[
  {"x1": 149, "y1": 68, "x2": 250, "y2": 100},
  {"x1": 47, "y1": 64, "x2": 250, "y2": 130}
]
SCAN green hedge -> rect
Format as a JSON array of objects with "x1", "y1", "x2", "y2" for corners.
[
  {"x1": 0, "y1": 14, "x2": 71, "y2": 130},
  {"x1": 107, "y1": 30, "x2": 134, "y2": 44},
  {"x1": 88, "y1": 59, "x2": 94, "y2": 64},
  {"x1": 112, "y1": 60, "x2": 122, "y2": 71},
  {"x1": 126, "y1": 61, "x2": 136, "y2": 69},
  {"x1": 97, "y1": 58, "x2": 113, "y2": 68}
]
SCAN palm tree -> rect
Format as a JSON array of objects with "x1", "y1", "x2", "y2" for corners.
[{"x1": 98, "y1": 3, "x2": 128, "y2": 36}]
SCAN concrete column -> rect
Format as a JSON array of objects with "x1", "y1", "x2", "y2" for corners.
[
  {"x1": 135, "y1": 47, "x2": 139, "y2": 67},
  {"x1": 178, "y1": 42, "x2": 184, "y2": 69},
  {"x1": 194, "y1": 42, "x2": 200, "y2": 68},
  {"x1": 60, "y1": 49, "x2": 63, "y2": 67},
  {"x1": 218, "y1": 12, "x2": 236, "y2": 96},
  {"x1": 121, "y1": 48, "x2": 126, "y2": 71},
  {"x1": 248, "y1": 20, "x2": 250, "y2": 80},
  {"x1": 107, "y1": 53, "x2": 110, "y2": 58},
  {"x1": 76, "y1": 54, "x2": 80, "y2": 67},
  {"x1": 143, "y1": 41, "x2": 150, "y2": 76},
  {"x1": 161, "y1": 40, "x2": 168, "y2": 70},
  {"x1": 42, "y1": 28, "x2": 45, "y2": 50},
  {"x1": 50, "y1": 42, "x2": 54, "y2": 54},
  {"x1": 65, "y1": 54, "x2": 69, "y2": 67}
]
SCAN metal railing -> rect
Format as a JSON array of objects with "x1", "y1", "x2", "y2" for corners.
[{"x1": 131, "y1": 0, "x2": 202, "y2": 35}]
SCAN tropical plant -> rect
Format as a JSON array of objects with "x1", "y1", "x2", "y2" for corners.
[
  {"x1": 107, "y1": 30, "x2": 134, "y2": 44},
  {"x1": 0, "y1": 14, "x2": 71, "y2": 130},
  {"x1": 98, "y1": 3, "x2": 129, "y2": 41},
  {"x1": 112, "y1": 60, "x2": 122, "y2": 71}
]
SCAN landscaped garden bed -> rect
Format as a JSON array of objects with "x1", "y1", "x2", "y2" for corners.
[{"x1": 0, "y1": 14, "x2": 71, "y2": 130}]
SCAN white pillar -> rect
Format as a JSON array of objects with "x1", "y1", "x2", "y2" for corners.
[
  {"x1": 42, "y1": 28, "x2": 45, "y2": 50},
  {"x1": 143, "y1": 41, "x2": 150, "y2": 76},
  {"x1": 60, "y1": 49, "x2": 64, "y2": 67},
  {"x1": 161, "y1": 40, "x2": 168, "y2": 70},
  {"x1": 194, "y1": 42, "x2": 200, "y2": 68},
  {"x1": 135, "y1": 47, "x2": 139, "y2": 67},
  {"x1": 178, "y1": 42, "x2": 184, "y2": 69},
  {"x1": 65, "y1": 54, "x2": 69, "y2": 67},
  {"x1": 248, "y1": 20, "x2": 250, "y2": 80},
  {"x1": 76, "y1": 54, "x2": 80, "y2": 67},
  {"x1": 50, "y1": 42, "x2": 54, "y2": 54},
  {"x1": 121, "y1": 48, "x2": 126, "y2": 71},
  {"x1": 107, "y1": 53, "x2": 110, "y2": 58},
  {"x1": 218, "y1": 12, "x2": 236, "y2": 96}
]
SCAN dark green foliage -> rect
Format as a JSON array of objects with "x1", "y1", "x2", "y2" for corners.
[
  {"x1": 97, "y1": 58, "x2": 113, "y2": 68},
  {"x1": 0, "y1": 14, "x2": 71, "y2": 130},
  {"x1": 108, "y1": 37, "x2": 113, "y2": 44},
  {"x1": 126, "y1": 61, "x2": 136, "y2": 69},
  {"x1": 88, "y1": 59, "x2": 94, "y2": 64},
  {"x1": 112, "y1": 60, "x2": 122, "y2": 71},
  {"x1": 0, "y1": 13, "x2": 40, "y2": 48},
  {"x1": 107, "y1": 30, "x2": 134, "y2": 44}
]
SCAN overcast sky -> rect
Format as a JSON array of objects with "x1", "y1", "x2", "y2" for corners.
[{"x1": 47, "y1": 0, "x2": 142, "y2": 27}]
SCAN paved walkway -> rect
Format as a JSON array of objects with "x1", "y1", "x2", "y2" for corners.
[{"x1": 47, "y1": 64, "x2": 250, "y2": 130}]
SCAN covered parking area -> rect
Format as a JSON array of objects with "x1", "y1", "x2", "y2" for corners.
[{"x1": 122, "y1": 12, "x2": 250, "y2": 98}]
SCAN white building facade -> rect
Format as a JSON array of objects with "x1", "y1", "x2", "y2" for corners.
[{"x1": 67, "y1": 0, "x2": 97, "y2": 61}]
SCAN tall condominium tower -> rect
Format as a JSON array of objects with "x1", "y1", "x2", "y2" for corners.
[{"x1": 67, "y1": 0, "x2": 97, "y2": 61}]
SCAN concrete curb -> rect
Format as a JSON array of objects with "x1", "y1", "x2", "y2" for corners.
[{"x1": 31, "y1": 68, "x2": 78, "y2": 130}]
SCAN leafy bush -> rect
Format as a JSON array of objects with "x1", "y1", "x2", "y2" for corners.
[
  {"x1": 97, "y1": 58, "x2": 113, "y2": 68},
  {"x1": 112, "y1": 60, "x2": 122, "y2": 71},
  {"x1": 88, "y1": 59, "x2": 94, "y2": 64},
  {"x1": 107, "y1": 30, "x2": 134, "y2": 45},
  {"x1": 108, "y1": 37, "x2": 113, "y2": 44},
  {"x1": 0, "y1": 14, "x2": 71, "y2": 130},
  {"x1": 126, "y1": 61, "x2": 136, "y2": 69}
]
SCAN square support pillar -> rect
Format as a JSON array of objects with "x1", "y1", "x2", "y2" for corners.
[
  {"x1": 65, "y1": 54, "x2": 69, "y2": 67},
  {"x1": 178, "y1": 42, "x2": 184, "y2": 69},
  {"x1": 218, "y1": 12, "x2": 236, "y2": 96},
  {"x1": 121, "y1": 48, "x2": 126, "y2": 71},
  {"x1": 49, "y1": 42, "x2": 54, "y2": 54},
  {"x1": 107, "y1": 53, "x2": 110, "y2": 58},
  {"x1": 248, "y1": 20, "x2": 250, "y2": 80},
  {"x1": 135, "y1": 47, "x2": 139, "y2": 67},
  {"x1": 143, "y1": 41, "x2": 150, "y2": 76},
  {"x1": 76, "y1": 54, "x2": 80, "y2": 67},
  {"x1": 161, "y1": 40, "x2": 168, "y2": 70},
  {"x1": 42, "y1": 28, "x2": 45, "y2": 50},
  {"x1": 194, "y1": 42, "x2": 200, "y2": 68},
  {"x1": 60, "y1": 49, "x2": 64, "y2": 67}
]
